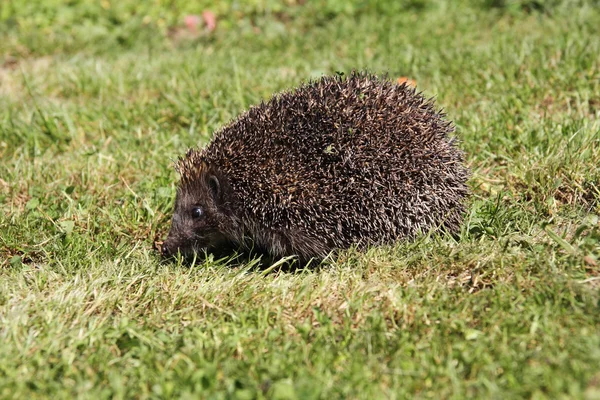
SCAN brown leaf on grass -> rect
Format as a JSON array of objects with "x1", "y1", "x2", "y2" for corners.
[
  {"x1": 2, "y1": 56, "x2": 18, "y2": 70},
  {"x1": 0, "y1": 177, "x2": 8, "y2": 193},
  {"x1": 397, "y1": 76, "x2": 417, "y2": 87},
  {"x1": 584, "y1": 255, "x2": 597, "y2": 267}
]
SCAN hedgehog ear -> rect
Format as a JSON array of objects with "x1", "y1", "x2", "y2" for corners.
[{"x1": 207, "y1": 174, "x2": 221, "y2": 204}]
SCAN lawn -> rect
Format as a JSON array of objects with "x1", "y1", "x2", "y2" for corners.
[{"x1": 1, "y1": 0, "x2": 599, "y2": 398}]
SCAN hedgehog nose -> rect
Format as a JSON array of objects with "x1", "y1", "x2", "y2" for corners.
[{"x1": 161, "y1": 243, "x2": 170, "y2": 258}]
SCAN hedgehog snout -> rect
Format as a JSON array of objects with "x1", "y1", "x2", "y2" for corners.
[
  {"x1": 161, "y1": 237, "x2": 179, "y2": 258},
  {"x1": 161, "y1": 243, "x2": 171, "y2": 258},
  {"x1": 161, "y1": 235, "x2": 195, "y2": 259},
  {"x1": 161, "y1": 240, "x2": 200, "y2": 259},
  {"x1": 162, "y1": 223, "x2": 215, "y2": 259},
  {"x1": 161, "y1": 226, "x2": 189, "y2": 258}
]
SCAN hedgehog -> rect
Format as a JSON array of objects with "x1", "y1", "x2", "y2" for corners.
[{"x1": 161, "y1": 72, "x2": 470, "y2": 264}]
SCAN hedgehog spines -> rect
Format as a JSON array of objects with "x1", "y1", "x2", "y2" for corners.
[{"x1": 163, "y1": 71, "x2": 470, "y2": 262}]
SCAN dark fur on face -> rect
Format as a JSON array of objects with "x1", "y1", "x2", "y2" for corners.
[{"x1": 161, "y1": 161, "x2": 237, "y2": 260}]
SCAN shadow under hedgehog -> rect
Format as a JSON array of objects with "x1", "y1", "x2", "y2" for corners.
[{"x1": 162, "y1": 72, "x2": 470, "y2": 265}]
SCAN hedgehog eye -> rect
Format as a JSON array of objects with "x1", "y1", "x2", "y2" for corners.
[{"x1": 191, "y1": 207, "x2": 203, "y2": 219}]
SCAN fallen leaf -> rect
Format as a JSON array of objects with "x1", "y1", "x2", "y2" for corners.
[
  {"x1": 397, "y1": 76, "x2": 417, "y2": 87},
  {"x1": 202, "y1": 10, "x2": 217, "y2": 32},
  {"x1": 184, "y1": 15, "x2": 202, "y2": 34},
  {"x1": 584, "y1": 255, "x2": 597, "y2": 267}
]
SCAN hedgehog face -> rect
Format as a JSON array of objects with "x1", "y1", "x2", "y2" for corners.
[{"x1": 161, "y1": 168, "x2": 232, "y2": 260}]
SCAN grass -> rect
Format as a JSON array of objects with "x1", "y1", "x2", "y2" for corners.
[{"x1": 1, "y1": 0, "x2": 599, "y2": 398}]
